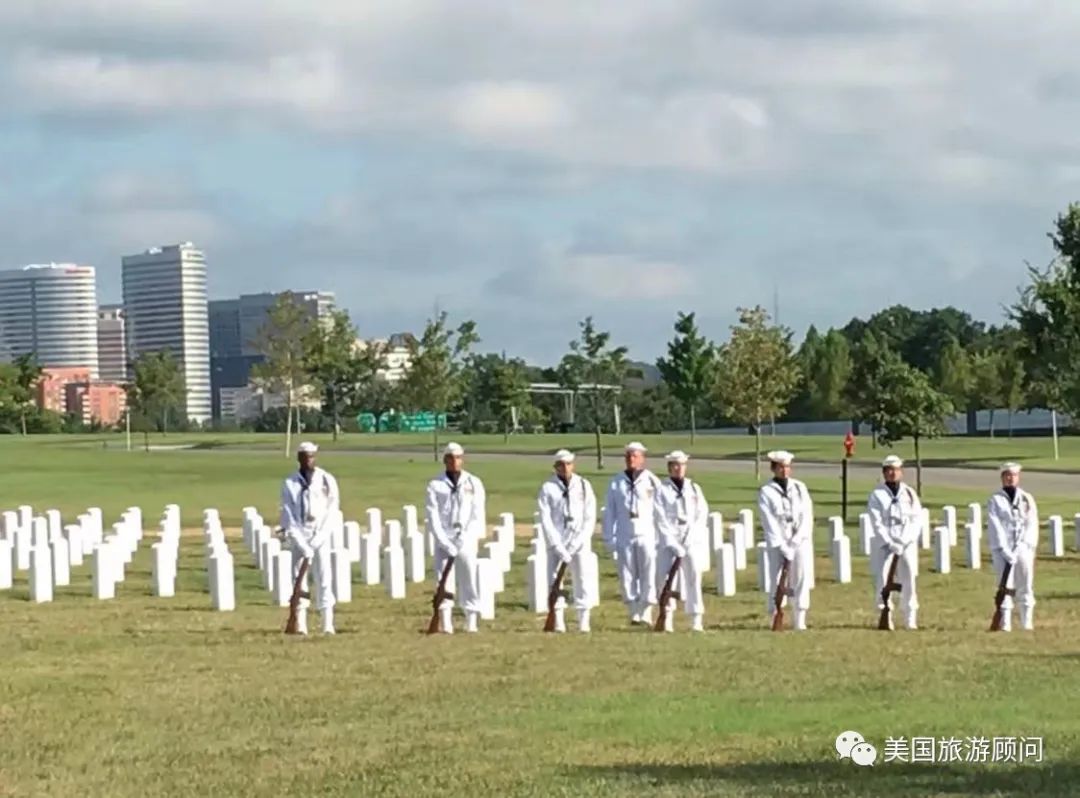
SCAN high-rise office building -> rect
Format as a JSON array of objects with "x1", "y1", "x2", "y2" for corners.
[
  {"x1": 0, "y1": 263, "x2": 100, "y2": 377},
  {"x1": 96, "y1": 304, "x2": 127, "y2": 383},
  {"x1": 209, "y1": 290, "x2": 336, "y2": 420},
  {"x1": 121, "y1": 242, "x2": 211, "y2": 423}
]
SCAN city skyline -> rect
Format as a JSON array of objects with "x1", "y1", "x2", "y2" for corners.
[{"x1": 3, "y1": 3, "x2": 1079, "y2": 365}]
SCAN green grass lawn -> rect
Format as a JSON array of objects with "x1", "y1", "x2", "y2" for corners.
[
  {"x1": 2, "y1": 441, "x2": 1080, "y2": 797},
  {"x1": 30, "y1": 428, "x2": 1080, "y2": 472}
]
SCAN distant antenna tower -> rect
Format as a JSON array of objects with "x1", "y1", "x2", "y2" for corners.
[{"x1": 773, "y1": 282, "x2": 780, "y2": 324}]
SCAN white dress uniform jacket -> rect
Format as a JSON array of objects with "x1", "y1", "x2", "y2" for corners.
[
  {"x1": 603, "y1": 468, "x2": 665, "y2": 613},
  {"x1": 987, "y1": 487, "x2": 1039, "y2": 624},
  {"x1": 758, "y1": 478, "x2": 814, "y2": 616},
  {"x1": 655, "y1": 476, "x2": 709, "y2": 617}
]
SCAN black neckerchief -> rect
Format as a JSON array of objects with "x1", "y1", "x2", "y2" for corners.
[
  {"x1": 624, "y1": 468, "x2": 641, "y2": 514},
  {"x1": 885, "y1": 481, "x2": 900, "y2": 499},
  {"x1": 773, "y1": 477, "x2": 789, "y2": 495},
  {"x1": 446, "y1": 471, "x2": 462, "y2": 493},
  {"x1": 671, "y1": 476, "x2": 685, "y2": 499},
  {"x1": 1003, "y1": 486, "x2": 1018, "y2": 504}
]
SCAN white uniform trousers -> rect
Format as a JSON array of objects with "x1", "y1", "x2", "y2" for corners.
[
  {"x1": 615, "y1": 537, "x2": 657, "y2": 608},
  {"x1": 433, "y1": 541, "x2": 481, "y2": 613},
  {"x1": 990, "y1": 550, "x2": 1035, "y2": 612},
  {"x1": 656, "y1": 546, "x2": 704, "y2": 615},
  {"x1": 768, "y1": 543, "x2": 811, "y2": 613},
  {"x1": 870, "y1": 543, "x2": 919, "y2": 616},
  {"x1": 545, "y1": 547, "x2": 595, "y2": 611},
  {"x1": 289, "y1": 540, "x2": 335, "y2": 611}
]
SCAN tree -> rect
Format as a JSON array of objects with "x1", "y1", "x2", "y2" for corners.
[
  {"x1": 558, "y1": 317, "x2": 628, "y2": 469},
  {"x1": 306, "y1": 309, "x2": 358, "y2": 441},
  {"x1": 491, "y1": 356, "x2": 530, "y2": 441},
  {"x1": 398, "y1": 312, "x2": 479, "y2": 460},
  {"x1": 845, "y1": 330, "x2": 896, "y2": 444},
  {"x1": 794, "y1": 327, "x2": 852, "y2": 420},
  {"x1": 656, "y1": 311, "x2": 717, "y2": 443},
  {"x1": 868, "y1": 359, "x2": 953, "y2": 495},
  {"x1": 11, "y1": 354, "x2": 42, "y2": 436},
  {"x1": 349, "y1": 340, "x2": 399, "y2": 433},
  {"x1": 250, "y1": 293, "x2": 318, "y2": 457},
  {"x1": 970, "y1": 350, "x2": 1004, "y2": 437},
  {"x1": 934, "y1": 336, "x2": 974, "y2": 432},
  {"x1": 713, "y1": 306, "x2": 801, "y2": 479},
  {"x1": 998, "y1": 348, "x2": 1027, "y2": 438},
  {"x1": 126, "y1": 351, "x2": 186, "y2": 450}
]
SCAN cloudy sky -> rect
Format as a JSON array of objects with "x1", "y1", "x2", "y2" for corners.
[{"x1": 2, "y1": 1, "x2": 1079, "y2": 365}]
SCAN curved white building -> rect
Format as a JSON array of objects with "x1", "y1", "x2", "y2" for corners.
[{"x1": 0, "y1": 263, "x2": 100, "y2": 377}]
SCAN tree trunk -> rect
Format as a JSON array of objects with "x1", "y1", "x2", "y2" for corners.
[
  {"x1": 690, "y1": 404, "x2": 696, "y2": 445},
  {"x1": 433, "y1": 424, "x2": 440, "y2": 462},
  {"x1": 914, "y1": 434, "x2": 923, "y2": 496},
  {"x1": 331, "y1": 385, "x2": 339, "y2": 442},
  {"x1": 753, "y1": 420, "x2": 761, "y2": 481},
  {"x1": 144, "y1": 430, "x2": 150, "y2": 453},
  {"x1": 284, "y1": 390, "x2": 294, "y2": 457},
  {"x1": 1007, "y1": 410, "x2": 1013, "y2": 438},
  {"x1": 595, "y1": 425, "x2": 603, "y2": 470},
  {"x1": 20, "y1": 411, "x2": 27, "y2": 436},
  {"x1": 988, "y1": 408, "x2": 995, "y2": 439}
]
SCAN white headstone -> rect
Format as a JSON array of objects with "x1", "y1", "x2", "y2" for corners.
[
  {"x1": 210, "y1": 552, "x2": 235, "y2": 611},
  {"x1": 496, "y1": 523, "x2": 515, "y2": 563},
  {"x1": 344, "y1": 521, "x2": 362, "y2": 564},
  {"x1": 273, "y1": 548, "x2": 293, "y2": 606},
  {"x1": 405, "y1": 532, "x2": 426, "y2": 583},
  {"x1": 526, "y1": 554, "x2": 546, "y2": 613},
  {"x1": 106, "y1": 536, "x2": 127, "y2": 584},
  {"x1": 385, "y1": 519, "x2": 403, "y2": 550},
  {"x1": 13, "y1": 525, "x2": 30, "y2": 571},
  {"x1": 965, "y1": 523, "x2": 981, "y2": 570},
  {"x1": 403, "y1": 504, "x2": 420, "y2": 537},
  {"x1": 757, "y1": 542, "x2": 773, "y2": 593},
  {"x1": 933, "y1": 527, "x2": 951, "y2": 574},
  {"x1": 716, "y1": 543, "x2": 736, "y2": 596},
  {"x1": 65, "y1": 525, "x2": 84, "y2": 567},
  {"x1": 366, "y1": 509, "x2": 383, "y2": 546},
  {"x1": 499, "y1": 511, "x2": 515, "y2": 535},
  {"x1": 859, "y1": 513, "x2": 873, "y2": 557},
  {"x1": 332, "y1": 549, "x2": 352, "y2": 604},
  {"x1": 739, "y1": 509, "x2": 754, "y2": 547},
  {"x1": 125, "y1": 507, "x2": 144, "y2": 541},
  {"x1": 831, "y1": 535, "x2": 852, "y2": 584},
  {"x1": 708, "y1": 512, "x2": 724, "y2": 551},
  {"x1": 262, "y1": 537, "x2": 281, "y2": 592},
  {"x1": 0, "y1": 540, "x2": 12, "y2": 589},
  {"x1": 383, "y1": 545, "x2": 406, "y2": 599},
  {"x1": 30, "y1": 546, "x2": 53, "y2": 602},
  {"x1": 1049, "y1": 516, "x2": 1064, "y2": 557},
  {"x1": 805, "y1": 529, "x2": 816, "y2": 590},
  {"x1": 829, "y1": 517, "x2": 844, "y2": 541},
  {"x1": 51, "y1": 536, "x2": 70, "y2": 587},
  {"x1": 93, "y1": 544, "x2": 116, "y2": 600},
  {"x1": 919, "y1": 508, "x2": 931, "y2": 549},
  {"x1": 731, "y1": 523, "x2": 747, "y2": 571},
  {"x1": 45, "y1": 509, "x2": 63, "y2": 543},
  {"x1": 254, "y1": 527, "x2": 270, "y2": 569},
  {"x1": 695, "y1": 532, "x2": 712, "y2": 574},
  {"x1": 113, "y1": 523, "x2": 134, "y2": 563},
  {"x1": 581, "y1": 549, "x2": 600, "y2": 608},
  {"x1": 530, "y1": 536, "x2": 548, "y2": 578},
  {"x1": 360, "y1": 533, "x2": 381, "y2": 585},
  {"x1": 31, "y1": 516, "x2": 48, "y2": 549},
  {"x1": 1, "y1": 510, "x2": 17, "y2": 541},
  {"x1": 476, "y1": 558, "x2": 496, "y2": 620},
  {"x1": 1074, "y1": 514, "x2": 1080, "y2": 552},
  {"x1": 242, "y1": 507, "x2": 259, "y2": 552},
  {"x1": 967, "y1": 502, "x2": 982, "y2": 537},
  {"x1": 17, "y1": 505, "x2": 33, "y2": 533},
  {"x1": 943, "y1": 506, "x2": 958, "y2": 546},
  {"x1": 483, "y1": 545, "x2": 506, "y2": 593},
  {"x1": 152, "y1": 543, "x2": 175, "y2": 597},
  {"x1": 329, "y1": 511, "x2": 345, "y2": 552}
]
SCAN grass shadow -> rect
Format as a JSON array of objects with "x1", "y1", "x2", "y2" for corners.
[{"x1": 572, "y1": 759, "x2": 1074, "y2": 797}]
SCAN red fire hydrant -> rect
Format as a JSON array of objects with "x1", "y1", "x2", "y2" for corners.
[{"x1": 844, "y1": 431, "x2": 856, "y2": 459}]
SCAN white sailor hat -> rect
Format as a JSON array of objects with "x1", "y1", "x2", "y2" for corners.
[
  {"x1": 767, "y1": 450, "x2": 794, "y2": 465},
  {"x1": 553, "y1": 449, "x2": 575, "y2": 464},
  {"x1": 1000, "y1": 461, "x2": 1022, "y2": 474},
  {"x1": 443, "y1": 442, "x2": 465, "y2": 457},
  {"x1": 297, "y1": 441, "x2": 318, "y2": 454},
  {"x1": 665, "y1": 450, "x2": 689, "y2": 464},
  {"x1": 624, "y1": 441, "x2": 647, "y2": 453},
  {"x1": 881, "y1": 455, "x2": 904, "y2": 468}
]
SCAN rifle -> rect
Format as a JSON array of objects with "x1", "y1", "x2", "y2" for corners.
[
  {"x1": 878, "y1": 553, "x2": 902, "y2": 631},
  {"x1": 654, "y1": 555, "x2": 683, "y2": 631},
  {"x1": 989, "y1": 562, "x2": 1015, "y2": 632},
  {"x1": 426, "y1": 556, "x2": 456, "y2": 635},
  {"x1": 543, "y1": 561, "x2": 569, "y2": 632},
  {"x1": 284, "y1": 557, "x2": 310, "y2": 634},
  {"x1": 771, "y1": 558, "x2": 791, "y2": 632}
]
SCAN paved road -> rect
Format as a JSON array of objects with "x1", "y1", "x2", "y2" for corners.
[{"x1": 310, "y1": 448, "x2": 1079, "y2": 497}]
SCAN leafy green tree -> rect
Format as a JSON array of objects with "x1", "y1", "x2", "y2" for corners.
[
  {"x1": 868, "y1": 359, "x2": 954, "y2": 494},
  {"x1": 713, "y1": 306, "x2": 801, "y2": 479},
  {"x1": 348, "y1": 340, "x2": 400, "y2": 433},
  {"x1": 126, "y1": 351, "x2": 186, "y2": 450},
  {"x1": 558, "y1": 317, "x2": 628, "y2": 469},
  {"x1": 656, "y1": 311, "x2": 717, "y2": 443},
  {"x1": 11, "y1": 354, "x2": 42, "y2": 436},
  {"x1": 251, "y1": 292, "x2": 318, "y2": 457},
  {"x1": 845, "y1": 330, "x2": 896, "y2": 444},
  {"x1": 971, "y1": 350, "x2": 1004, "y2": 437},
  {"x1": 398, "y1": 312, "x2": 479, "y2": 460},
  {"x1": 306, "y1": 309, "x2": 358, "y2": 441}
]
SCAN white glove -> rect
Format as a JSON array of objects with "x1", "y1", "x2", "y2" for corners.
[
  {"x1": 781, "y1": 546, "x2": 795, "y2": 562},
  {"x1": 671, "y1": 543, "x2": 687, "y2": 559},
  {"x1": 1005, "y1": 548, "x2": 1018, "y2": 566},
  {"x1": 291, "y1": 536, "x2": 314, "y2": 560},
  {"x1": 558, "y1": 545, "x2": 572, "y2": 564},
  {"x1": 444, "y1": 542, "x2": 459, "y2": 559},
  {"x1": 889, "y1": 542, "x2": 903, "y2": 556}
]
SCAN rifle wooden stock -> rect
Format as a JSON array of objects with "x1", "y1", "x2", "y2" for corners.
[
  {"x1": 771, "y1": 558, "x2": 791, "y2": 632},
  {"x1": 878, "y1": 553, "x2": 902, "y2": 631},
  {"x1": 284, "y1": 557, "x2": 310, "y2": 634},
  {"x1": 654, "y1": 556, "x2": 683, "y2": 632},
  {"x1": 426, "y1": 556, "x2": 456, "y2": 635},
  {"x1": 543, "y1": 561, "x2": 569, "y2": 632},
  {"x1": 990, "y1": 562, "x2": 1016, "y2": 632}
]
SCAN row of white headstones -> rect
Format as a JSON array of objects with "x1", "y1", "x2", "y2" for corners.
[{"x1": 2, "y1": 502, "x2": 1076, "y2": 615}]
